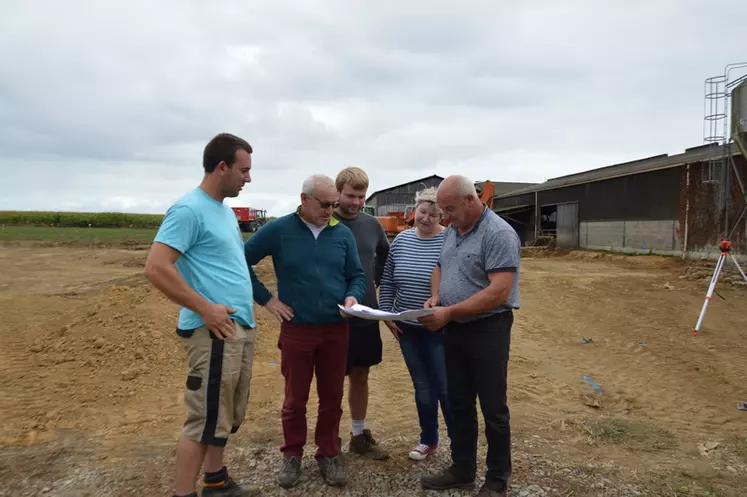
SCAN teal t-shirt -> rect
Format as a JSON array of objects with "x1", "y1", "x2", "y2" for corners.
[{"x1": 154, "y1": 187, "x2": 255, "y2": 331}]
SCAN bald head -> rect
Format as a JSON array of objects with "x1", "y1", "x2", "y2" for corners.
[
  {"x1": 436, "y1": 175, "x2": 483, "y2": 231},
  {"x1": 438, "y1": 175, "x2": 477, "y2": 199}
]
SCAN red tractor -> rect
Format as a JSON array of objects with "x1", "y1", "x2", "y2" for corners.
[{"x1": 231, "y1": 207, "x2": 268, "y2": 233}]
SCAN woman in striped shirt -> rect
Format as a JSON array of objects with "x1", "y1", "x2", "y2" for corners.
[{"x1": 379, "y1": 187, "x2": 453, "y2": 461}]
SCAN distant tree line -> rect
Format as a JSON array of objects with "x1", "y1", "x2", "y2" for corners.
[{"x1": 0, "y1": 211, "x2": 163, "y2": 228}]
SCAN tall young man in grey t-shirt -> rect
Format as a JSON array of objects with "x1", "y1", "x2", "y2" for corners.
[
  {"x1": 418, "y1": 175, "x2": 520, "y2": 497},
  {"x1": 332, "y1": 167, "x2": 391, "y2": 461}
]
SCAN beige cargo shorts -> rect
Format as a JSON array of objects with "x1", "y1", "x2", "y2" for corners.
[{"x1": 180, "y1": 321, "x2": 256, "y2": 447}]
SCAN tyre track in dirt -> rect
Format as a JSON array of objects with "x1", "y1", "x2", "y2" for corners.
[
  {"x1": 515, "y1": 258, "x2": 747, "y2": 440},
  {"x1": 0, "y1": 295, "x2": 54, "y2": 444}
]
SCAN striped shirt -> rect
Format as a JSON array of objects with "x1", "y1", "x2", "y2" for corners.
[{"x1": 379, "y1": 228, "x2": 445, "y2": 326}]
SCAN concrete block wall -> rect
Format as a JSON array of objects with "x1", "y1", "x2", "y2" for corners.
[
  {"x1": 625, "y1": 220, "x2": 680, "y2": 251},
  {"x1": 580, "y1": 220, "x2": 680, "y2": 253},
  {"x1": 577, "y1": 219, "x2": 747, "y2": 261}
]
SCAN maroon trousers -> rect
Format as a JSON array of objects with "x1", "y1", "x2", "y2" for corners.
[{"x1": 278, "y1": 320, "x2": 349, "y2": 458}]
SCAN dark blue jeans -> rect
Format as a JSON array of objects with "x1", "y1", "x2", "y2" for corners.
[{"x1": 396, "y1": 321, "x2": 453, "y2": 446}]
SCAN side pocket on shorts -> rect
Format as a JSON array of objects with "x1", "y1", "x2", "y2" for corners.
[
  {"x1": 186, "y1": 375, "x2": 202, "y2": 391},
  {"x1": 177, "y1": 327, "x2": 197, "y2": 338}
]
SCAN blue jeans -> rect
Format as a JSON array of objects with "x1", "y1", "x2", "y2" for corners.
[{"x1": 396, "y1": 321, "x2": 453, "y2": 446}]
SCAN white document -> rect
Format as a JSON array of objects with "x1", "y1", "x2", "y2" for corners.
[{"x1": 338, "y1": 303, "x2": 436, "y2": 322}]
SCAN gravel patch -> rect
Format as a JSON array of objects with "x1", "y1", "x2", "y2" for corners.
[
  {"x1": 217, "y1": 439, "x2": 646, "y2": 497},
  {"x1": 0, "y1": 436, "x2": 651, "y2": 497}
]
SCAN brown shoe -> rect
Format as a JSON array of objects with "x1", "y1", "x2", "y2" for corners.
[
  {"x1": 317, "y1": 455, "x2": 347, "y2": 487},
  {"x1": 277, "y1": 456, "x2": 301, "y2": 489},
  {"x1": 348, "y1": 429, "x2": 389, "y2": 460},
  {"x1": 420, "y1": 467, "x2": 475, "y2": 491}
]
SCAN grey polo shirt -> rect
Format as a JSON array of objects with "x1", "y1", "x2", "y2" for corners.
[{"x1": 437, "y1": 207, "x2": 521, "y2": 323}]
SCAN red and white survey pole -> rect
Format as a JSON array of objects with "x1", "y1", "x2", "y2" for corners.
[{"x1": 694, "y1": 240, "x2": 747, "y2": 336}]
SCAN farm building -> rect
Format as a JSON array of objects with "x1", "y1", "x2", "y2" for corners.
[
  {"x1": 366, "y1": 174, "x2": 536, "y2": 216},
  {"x1": 493, "y1": 142, "x2": 747, "y2": 258},
  {"x1": 366, "y1": 175, "x2": 444, "y2": 216}
]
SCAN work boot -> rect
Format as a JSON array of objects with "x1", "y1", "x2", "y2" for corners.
[
  {"x1": 475, "y1": 483, "x2": 508, "y2": 497},
  {"x1": 317, "y1": 455, "x2": 347, "y2": 487},
  {"x1": 420, "y1": 466, "x2": 475, "y2": 491},
  {"x1": 349, "y1": 429, "x2": 389, "y2": 460},
  {"x1": 202, "y1": 476, "x2": 261, "y2": 496},
  {"x1": 277, "y1": 456, "x2": 301, "y2": 489}
]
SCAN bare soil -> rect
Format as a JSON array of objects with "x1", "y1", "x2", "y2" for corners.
[{"x1": 2, "y1": 242, "x2": 747, "y2": 496}]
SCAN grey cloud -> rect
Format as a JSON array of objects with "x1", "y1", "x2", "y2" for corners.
[{"x1": 2, "y1": 0, "x2": 747, "y2": 217}]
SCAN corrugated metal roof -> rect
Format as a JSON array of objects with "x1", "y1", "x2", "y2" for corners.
[
  {"x1": 495, "y1": 142, "x2": 741, "y2": 199},
  {"x1": 478, "y1": 181, "x2": 538, "y2": 195},
  {"x1": 366, "y1": 174, "x2": 444, "y2": 203},
  {"x1": 368, "y1": 176, "x2": 537, "y2": 203},
  {"x1": 495, "y1": 203, "x2": 534, "y2": 213}
]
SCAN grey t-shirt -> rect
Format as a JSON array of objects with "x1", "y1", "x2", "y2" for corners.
[
  {"x1": 438, "y1": 207, "x2": 520, "y2": 323},
  {"x1": 333, "y1": 211, "x2": 390, "y2": 309}
]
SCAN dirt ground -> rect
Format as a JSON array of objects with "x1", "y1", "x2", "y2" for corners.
[{"x1": 2, "y1": 241, "x2": 747, "y2": 496}]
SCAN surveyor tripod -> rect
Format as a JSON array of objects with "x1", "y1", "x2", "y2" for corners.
[{"x1": 694, "y1": 240, "x2": 747, "y2": 335}]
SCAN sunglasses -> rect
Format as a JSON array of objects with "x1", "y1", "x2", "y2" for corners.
[{"x1": 313, "y1": 196, "x2": 340, "y2": 209}]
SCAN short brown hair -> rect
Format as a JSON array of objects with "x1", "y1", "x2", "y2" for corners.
[
  {"x1": 203, "y1": 133, "x2": 252, "y2": 173},
  {"x1": 335, "y1": 166, "x2": 369, "y2": 192}
]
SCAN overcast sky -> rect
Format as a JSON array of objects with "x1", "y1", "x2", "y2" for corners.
[{"x1": 2, "y1": 0, "x2": 746, "y2": 217}]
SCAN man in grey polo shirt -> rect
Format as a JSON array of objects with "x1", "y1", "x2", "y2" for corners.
[{"x1": 418, "y1": 175, "x2": 520, "y2": 497}]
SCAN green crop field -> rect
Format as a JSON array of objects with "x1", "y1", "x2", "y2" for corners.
[
  {"x1": 0, "y1": 210, "x2": 163, "y2": 228},
  {"x1": 0, "y1": 226, "x2": 254, "y2": 243},
  {"x1": 0, "y1": 226, "x2": 160, "y2": 242},
  {"x1": 0, "y1": 211, "x2": 258, "y2": 243}
]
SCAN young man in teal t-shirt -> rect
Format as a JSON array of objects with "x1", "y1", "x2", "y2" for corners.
[{"x1": 145, "y1": 133, "x2": 261, "y2": 497}]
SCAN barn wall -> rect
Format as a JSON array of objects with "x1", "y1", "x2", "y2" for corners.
[
  {"x1": 569, "y1": 168, "x2": 683, "y2": 253},
  {"x1": 495, "y1": 168, "x2": 682, "y2": 250},
  {"x1": 580, "y1": 220, "x2": 680, "y2": 253},
  {"x1": 679, "y1": 155, "x2": 747, "y2": 257},
  {"x1": 493, "y1": 192, "x2": 536, "y2": 211},
  {"x1": 492, "y1": 153, "x2": 747, "y2": 257},
  {"x1": 369, "y1": 177, "x2": 443, "y2": 215},
  {"x1": 536, "y1": 167, "x2": 681, "y2": 221}
]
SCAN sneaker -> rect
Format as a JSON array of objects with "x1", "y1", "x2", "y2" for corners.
[
  {"x1": 202, "y1": 476, "x2": 261, "y2": 496},
  {"x1": 277, "y1": 456, "x2": 301, "y2": 489},
  {"x1": 349, "y1": 429, "x2": 389, "y2": 460},
  {"x1": 409, "y1": 443, "x2": 438, "y2": 461},
  {"x1": 317, "y1": 455, "x2": 347, "y2": 487},
  {"x1": 420, "y1": 466, "x2": 475, "y2": 490}
]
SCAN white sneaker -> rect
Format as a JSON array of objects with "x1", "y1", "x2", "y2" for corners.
[{"x1": 409, "y1": 443, "x2": 438, "y2": 461}]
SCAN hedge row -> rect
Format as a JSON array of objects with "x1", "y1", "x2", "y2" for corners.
[{"x1": 0, "y1": 211, "x2": 164, "y2": 228}]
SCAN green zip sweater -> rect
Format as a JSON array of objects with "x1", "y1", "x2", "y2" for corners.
[{"x1": 243, "y1": 209, "x2": 367, "y2": 325}]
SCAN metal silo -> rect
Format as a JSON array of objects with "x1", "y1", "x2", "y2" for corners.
[{"x1": 732, "y1": 78, "x2": 747, "y2": 147}]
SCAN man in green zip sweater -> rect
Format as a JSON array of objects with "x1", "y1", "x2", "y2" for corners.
[{"x1": 243, "y1": 174, "x2": 367, "y2": 490}]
